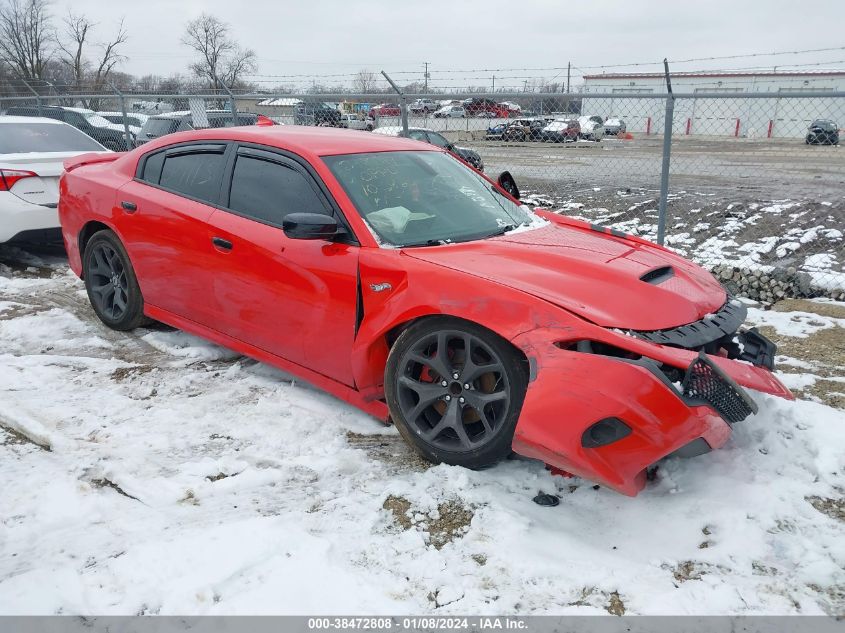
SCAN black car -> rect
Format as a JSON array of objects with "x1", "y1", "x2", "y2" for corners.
[
  {"x1": 373, "y1": 126, "x2": 484, "y2": 171},
  {"x1": 293, "y1": 102, "x2": 342, "y2": 127},
  {"x1": 135, "y1": 111, "x2": 259, "y2": 145},
  {"x1": 805, "y1": 119, "x2": 839, "y2": 145},
  {"x1": 3, "y1": 105, "x2": 132, "y2": 151}
]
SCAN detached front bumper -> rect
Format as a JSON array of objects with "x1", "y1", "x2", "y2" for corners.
[{"x1": 510, "y1": 326, "x2": 791, "y2": 496}]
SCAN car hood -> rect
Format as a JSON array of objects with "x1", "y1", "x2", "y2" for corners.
[{"x1": 403, "y1": 222, "x2": 726, "y2": 331}]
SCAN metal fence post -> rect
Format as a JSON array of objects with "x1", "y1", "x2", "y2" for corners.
[
  {"x1": 657, "y1": 59, "x2": 675, "y2": 246},
  {"x1": 21, "y1": 79, "x2": 42, "y2": 116},
  {"x1": 214, "y1": 75, "x2": 239, "y2": 127},
  {"x1": 109, "y1": 82, "x2": 133, "y2": 151},
  {"x1": 381, "y1": 70, "x2": 408, "y2": 137}
]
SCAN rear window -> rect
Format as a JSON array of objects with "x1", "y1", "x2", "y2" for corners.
[
  {"x1": 140, "y1": 118, "x2": 179, "y2": 138},
  {"x1": 0, "y1": 122, "x2": 105, "y2": 154},
  {"x1": 158, "y1": 149, "x2": 226, "y2": 203}
]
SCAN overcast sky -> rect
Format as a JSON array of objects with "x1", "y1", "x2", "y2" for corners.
[{"x1": 48, "y1": 0, "x2": 845, "y2": 90}]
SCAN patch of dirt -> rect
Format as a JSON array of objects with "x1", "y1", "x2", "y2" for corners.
[
  {"x1": 606, "y1": 591, "x2": 626, "y2": 616},
  {"x1": 568, "y1": 587, "x2": 626, "y2": 615},
  {"x1": 382, "y1": 495, "x2": 413, "y2": 530},
  {"x1": 759, "y1": 322, "x2": 845, "y2": 409},
  {"x1": 670, "y1": 561, "x2": 707, "y2": 583},
  {"x1": 807, "y1": 583, "x2": 845, "y2": 617},
  {"x1": 346, "y1": 431, "x2": 431, "y2": 472},
  {"x1": 110, "y1": 364, "x2": 155, "y2": 382},
  {"x1": 382, "y1": 495, "x2": 475, "y2": 549},
  {"x1": 88, "y1": 477, "x2": 141, "y2": 502},
  {"x1": 773, "y1": 299, "x2": 845, "y2": 320},
  {"x1": 806, "y1": 496, "x2": 845, "y2": 522},
  {"x1": 206, "y1": 472, "x2": 233, "y2": 482},
  {"x1": 0, "y1": 303, "x2": 49, "y2": 321},
  {"x1": 471, "y1": 553, "x2": 487, "y2": 566},
  {"x1": 0, "y1": 423, "x2": 51, "y2": 451}
]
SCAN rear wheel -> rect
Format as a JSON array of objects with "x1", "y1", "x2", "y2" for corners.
[
  {"x1": 385, "y1": 318, "x2": 528, "y2": 469},
  {"x1": 83, "y1": 230, "x2": 148, "y2": 331}
]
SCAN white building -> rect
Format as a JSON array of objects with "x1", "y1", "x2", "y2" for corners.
[{"x1": 581, "y1": 71, "x2": 845, "y2": 138}]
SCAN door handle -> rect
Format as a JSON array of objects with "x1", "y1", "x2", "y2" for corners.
[
  {"x1": 121, "y1": 201, "x2": 137, "y2": 212},
  {"x1": 212, "y1": 236, "x2": 233, "y2": 251}
]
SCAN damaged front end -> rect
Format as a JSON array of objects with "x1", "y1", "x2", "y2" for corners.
[{"x1": 509, "y1": 299, "x2": 791, "y2": 496}]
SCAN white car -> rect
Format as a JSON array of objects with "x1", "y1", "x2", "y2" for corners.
[
  {"x1": 578, "y1": 115, "x2": 606, "y2": 141},
  {"x1": 339, "y1": 113, "x2": 374, "y2": 131},
  {"x1": 433, "y1": 105, "x2": 466, "y2": 118},
  {"x1": 98, "y1": 111, "x2": 150, "y2": 137},
  {"x1": 409, "y1": 98, "x2": 438, "y2": 114},
  {"x1": 0, "y1": 116, "x2": 108, "y2": 244}
]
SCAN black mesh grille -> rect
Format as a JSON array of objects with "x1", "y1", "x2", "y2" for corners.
[{"x1": 682, "y1": 354, "x2": 758, "y2": 424}]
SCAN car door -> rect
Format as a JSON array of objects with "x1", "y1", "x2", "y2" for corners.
[
  {"x1": 205, "y1": 145, "x2": 359, "y2": 386},
  {"x1": 116, "y1": 142, "x2": 230, "y2": 326}
]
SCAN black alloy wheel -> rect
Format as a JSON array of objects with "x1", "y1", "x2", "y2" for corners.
[
  {"x1": 386, "y1": 318, "x2": 527, "y2": 469},
  {"x1": 83, "y1": 230, "x2": 148, "y2": 330}
]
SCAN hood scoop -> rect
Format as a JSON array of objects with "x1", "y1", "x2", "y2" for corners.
[{"x1": 640, "y1": 265, "x2": 674, "y2": 285}]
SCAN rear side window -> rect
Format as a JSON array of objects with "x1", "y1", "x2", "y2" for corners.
[
  {"x1": 140, "y1": 151, "x2": 165, "y2": 183},
  {"x1": 0, "y1": 122, "x2": 105, "y2": 153},
  {"x1": 158, "y1": 148, "x2": 226, "y2": 204},
  {"x1": 227, "y1": 154, "x2": 327, "y2": 226}
]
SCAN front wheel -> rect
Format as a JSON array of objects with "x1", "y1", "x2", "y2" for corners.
[
  {"x1": 385, "y1": 318, "x2": 528, "y2": 469},
  {"x1": 83, "y1": 230, "x2": 149, "y2": 331}
]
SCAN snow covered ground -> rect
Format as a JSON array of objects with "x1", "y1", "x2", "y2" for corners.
[{"x1": 0, "y1": 245, "x2": 844, "y2": 616}]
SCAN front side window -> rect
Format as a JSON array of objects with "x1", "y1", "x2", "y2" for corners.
[
  {"x1": 227, "y1": 154, "x2": 328, "y2": 225},
  {"x1": 323, "y1": 151, "x2": 536, "y2": 247},
  {"x1": 158, "y1": 150, "x2": 225, "y2": 203}
]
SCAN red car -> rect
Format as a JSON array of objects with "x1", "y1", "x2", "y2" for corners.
[
  {"x1": 369, "y1": 103, "x2": 401, "y2": 117},
  {"x1": 58, "y1": 127, "x2": 792, "y2": 496}
]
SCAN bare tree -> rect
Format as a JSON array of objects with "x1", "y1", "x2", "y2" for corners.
[
  {"x1": 351, "y1": 69, "x2": 378, "y2": 93},
  {"x1": 0, "y1": 0, "x2": 53, "y2": 82},
  {"x1": 182, "y1": 13, "x2": 256, "y2": 91},
  {"x1": 55, "y1": 11, "x2": 127, "y2": 107}
]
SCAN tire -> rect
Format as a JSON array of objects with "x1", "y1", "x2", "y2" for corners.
[
  {"x1": 385, "y1": 317, "x2": 528, "y2": 469},
  {"x1": 83, "y1": 230, "x2": 149, "y2": 331}
]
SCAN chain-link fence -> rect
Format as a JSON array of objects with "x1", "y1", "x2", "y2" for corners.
[{"x1": 2, "y1": 88, "x2": 843, "y2": 300}]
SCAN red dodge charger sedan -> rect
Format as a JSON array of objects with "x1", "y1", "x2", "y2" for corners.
[{"x1": 59, "y1": 126, "x2": 792, "y2": 496}]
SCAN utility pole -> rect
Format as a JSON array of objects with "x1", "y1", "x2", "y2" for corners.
[
  {"x1": 424, "y1": 62, "x2": 430, "y2": 92},
  {"x1": 566, "y1": 61, "x2": 571, "y2": 93},
  {"x1": 523, "y1": 79, "x2": 528, "y2": 93},
  {"x1": 492, "y1": 74, "x2": 495, "y2": 92}
]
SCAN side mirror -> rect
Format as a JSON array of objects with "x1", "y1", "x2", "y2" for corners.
[
  {"x1": 497, "y1": 171, "x2": 520, "y2": 200},
  {"x1": 282, "y1": 213, "x2": 339, "y2": 240}
]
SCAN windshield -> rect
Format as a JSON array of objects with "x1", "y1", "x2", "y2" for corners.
[
  {"x1": 323, "y1": 151, "x2": 535, "y2": 247},
  {"x1": 0, "y1": 122, "x2": 105, "y2": 154}
]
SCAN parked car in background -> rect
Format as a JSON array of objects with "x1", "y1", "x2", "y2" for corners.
[
  {"x1": 805, "y1": 119, "x2": 839, "y2": 145},
  {"x1": 369, "y1": 103, "x2": 401, "y2": 118},
  {"x1": 500, "y1": 101, "x2": 522, "y2": 118},
  {"x1": 0, "y1": 115, "x2": 107, "y2": 243},
  {"x1": 433, "y1": 105, "x2": 466, "y2": 118},
  {"x1": 99, "y1": 111, "x2": 150, "y2": 136},
  {"x1": 3, "y1": 105, "x2": 133, "y2": 151},
  {"x1": 578, "y1": 116, "x2": 605, "y2": 141},
  {"x1": 409, "y1": 99, "x2": 438, "y2": 114},
  {"x1": 293, "y1": 102, "x2": 342, "y2": 127},
  {"x1": 339, "y1": 113, "x2": 374, "y2": 131},
  {"x1": 503, "y1": 118, "x2": 547, "y2": 142},
  {"x1": 603, "y1": 117, "x2": 626, "y2": 135},
  {"x1": 485, "y1": 121, "x2": 510, "y2": 140},
  {"x1": 462, "y1": 98, "x2": 509, "y2": 118},
  {"x1": 373, "y1": 126, "x2": 483, "y2": 171},
  {"x1": 135, "y1": 111, "x2": 264, "y2": 146},
  {"x1": 542, "y1": 118, "x2": 580, "y2": 142}
]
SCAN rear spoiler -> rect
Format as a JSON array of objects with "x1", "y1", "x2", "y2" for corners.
[{"x1": 63, "y1": 152, "x2": 121, "y2": 173}]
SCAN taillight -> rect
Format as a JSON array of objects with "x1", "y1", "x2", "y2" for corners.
[{"x1": 0, "y1": 169, "x2": 38, "y2": 191}]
